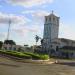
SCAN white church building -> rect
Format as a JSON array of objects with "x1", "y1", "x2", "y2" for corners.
[{"x1": 42, "y1": 11, "x2": 75, "y2": 58}]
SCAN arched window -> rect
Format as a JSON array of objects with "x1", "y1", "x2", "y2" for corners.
[
  {"x1": 45, "y1": 17, "x2": 47, "y2": 22},
  {"x1": 49, "y1": 17, "x2": 51, "y2": 21},
  {"x1": 56, "y1": 46, "x2": 59, "y2": 51},
  {"x1": 53, "y1": 17, "x2": 55, "y2": 21}
]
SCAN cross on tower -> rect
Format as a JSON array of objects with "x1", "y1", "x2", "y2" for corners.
[{"x1": 52, "y1": 10, "x2": 54, "y2": 14}]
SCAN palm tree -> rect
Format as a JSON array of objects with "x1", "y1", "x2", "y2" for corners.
[{"x1": 35, "y1": 35, "x2": 40, "y2": 45}]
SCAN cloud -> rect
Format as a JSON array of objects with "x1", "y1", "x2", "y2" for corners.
[
  {"x1": 0, "y1": 32, "x2": 5, "y2": 38},
  {"x1": 22, "y1": 10, "x2": 35, "y2": 14},
  {"x1": 59, "y1": 23, "x2": 75, "y2": 40},
  {"x1": 0, "y1": 5, "x2": 2, "y2": 7},
  {"x1": 6, "y1": 0, "x2": 53, "y2": 7},
  {"x1": 22, "y1": 10, "x2": 49, "y2": 15},
  {"x1": 12, "y1": 25, "x2": 39, "y2": 36},
  {"x1": 32, "y1": 10, "x2": 49, "y2": 17},
  {"x1": 0, "y1": 12, "x2": 33, "y2": 38},
  {"x1": 0, "y1": 11, "x2": 45, "y2": 38},
  {"x1": 12, "y1": 24, "x2": 43, "y2": 45},
  {"x1": 0, "y1": 32, "x2": 7, "y2": 40},
  {"x1": 32, "y1": 10, "x2": 49, "y2": 23},
  {"x1": 22, "y1": 10, "x2": 49, "y2": 23},
  {"x1": 12, "y1": 29, "x2": 26, "y2": 36},
  {"x1": 0, "y1": 12, "x2": 30, "y2": 25},
  {"x1": 19, "y1": 10, "x2": 49, "y2": 35},
  {"x1": 21, "y1": 10, "x2": 49, "y2": 37}
]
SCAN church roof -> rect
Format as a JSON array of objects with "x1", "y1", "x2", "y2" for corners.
[
  {"x1": 46, "y1": 11, "x2": 60, "y2": 18},
  {"x1": 58, "y1": 38, "x2": 75, "y2": 43}
]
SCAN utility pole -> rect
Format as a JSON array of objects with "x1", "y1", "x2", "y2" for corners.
[{"x1": 7, "y1": 19, "x2": 11, "y2": 40}]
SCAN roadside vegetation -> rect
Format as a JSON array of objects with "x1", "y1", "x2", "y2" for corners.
[{"x1": 0, "y1": 50, "x2": 49, "y2": 60}]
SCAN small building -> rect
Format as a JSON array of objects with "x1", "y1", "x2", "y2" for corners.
[
  {"x1": 2, "y1": 44, "x2": 22, "y2": 51},
  {"x1": 48, "y1": 38, "x2": 75, "y2": 51},
  {"x1": 2, "y1": 44, "x2": 34, "y2": 53}
]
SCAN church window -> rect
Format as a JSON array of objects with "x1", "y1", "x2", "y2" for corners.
[
  {"x1": 45, "y1": 17, "x2": 47, "y2": 22},
  {"x1": 49, "y1": 17, "x2": 51, "y2": 21},
  {"x1": 57, "y1": 19, "x2": 59, "y2": 23},
  {"x1": 53, "y1": 17, "x2": 55, "y2": 21}
]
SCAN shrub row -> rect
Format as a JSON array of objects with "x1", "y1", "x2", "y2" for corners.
[
  {"x1": 0, "y1": 50, "x2": 31, "y2": 59},
  {"x1": 0, "y1": 50, "x2": 49, "y2": 60},
  {"x1": 24, "y1": 52, "x2": 49, "y2": 60}
]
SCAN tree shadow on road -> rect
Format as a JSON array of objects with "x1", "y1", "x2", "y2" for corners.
[
  {"x1": 57, "y1": 62, "x2": 75, "y2": 67},
  {"x1": 0, "y1": 62, "x2": 20, "y2": 67}
]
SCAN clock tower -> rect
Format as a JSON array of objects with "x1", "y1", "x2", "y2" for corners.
[{"x1": 43, "y1": 11, "x2": 60, "y2": 53}]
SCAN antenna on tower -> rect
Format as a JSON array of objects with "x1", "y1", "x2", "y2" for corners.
[{"x1": 7, "y1": 19, "x2": 11, "y2": 40}]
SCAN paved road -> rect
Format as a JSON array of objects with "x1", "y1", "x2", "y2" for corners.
[{"x1": 0, "y1": 57, "x2": 75, "y2": 75}]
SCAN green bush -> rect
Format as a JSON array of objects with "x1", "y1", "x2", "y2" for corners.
[
  {"x1": 39, "y1": 55, "x2": 49, "y2": 60},
  {"x1": 0, "y1": 50, "x2": 32, "y2": 59},
  {"x1": 14, "y1": 53, "x2": 31, "y2": 59},
  {"x1": 0, "y1": 50, "x2": 49, "y2": 60},
  {"x1": 24, "y1": 52, "x2": 40, "y2": 59},
  {"x1": 24, "y1": 52, "x2": 49, "y2": 60}
]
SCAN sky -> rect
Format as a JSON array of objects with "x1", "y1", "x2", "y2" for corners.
[{"x1": 0, "y1": 0, "x2": 75, "y2": 46}]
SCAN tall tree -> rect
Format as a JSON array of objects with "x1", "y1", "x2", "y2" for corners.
[
  {"x1": 4, "y1": 40, "x2": 16, "y2": 45},
  {"x1": 0, "y1": 41, "x2": 3, "y2": 49},
  {"x1": 35, "y1": 35, "x2": 40, "y2": 45}
]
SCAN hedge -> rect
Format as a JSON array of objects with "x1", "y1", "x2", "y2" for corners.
[
  {"x1": 0, "y1": 50, "x2": 49, "y2": 60},
  {"x1": 24, "y1": 52, "x2": 49, "y2": 60}
]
